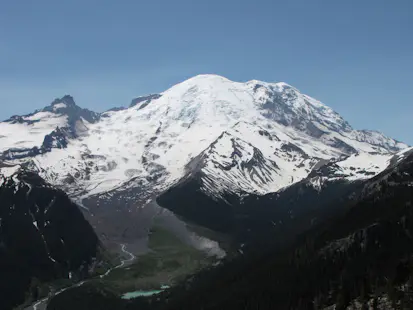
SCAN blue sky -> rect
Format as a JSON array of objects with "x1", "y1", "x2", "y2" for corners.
[{"x1": 1, "y1": 0, "x2": 412, "y2": 144}]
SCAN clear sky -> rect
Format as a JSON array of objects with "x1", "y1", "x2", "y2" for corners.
[{"x1": 1, "y1": 0, "x2": 412, "y2": 144}]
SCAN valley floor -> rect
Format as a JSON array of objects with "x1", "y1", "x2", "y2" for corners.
[
  {"x1": 26, "y1": 225, "x2": 217, "y2": 310},
  {"x1": 24, "y1": 242, "x2": 136, "y2": 310}
]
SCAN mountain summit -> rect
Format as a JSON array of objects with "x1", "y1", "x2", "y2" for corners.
[
  {"x1": 0, "y1": 74, "x2": 407, "y2": 195},
  {"x1": 46, "y1": 95, "x2": 100, "y2": 124}
]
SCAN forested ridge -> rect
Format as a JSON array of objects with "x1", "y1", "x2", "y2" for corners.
[
  {"x1": 0, "y1": 171, "x2": 101, "y2": 310},
  {"x1": 153, "y1": 153, "x2": 413, "y2": 309}
]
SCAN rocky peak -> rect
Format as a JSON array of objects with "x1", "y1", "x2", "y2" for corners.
[
  {"x1": 44, "y1": 95, "x2": 100, "y2": 124},
  {"x1": 51, "y1": 95, "x2": 77, "y2": 107}
]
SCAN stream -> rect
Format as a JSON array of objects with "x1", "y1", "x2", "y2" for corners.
[{"x1": 26, "y1": 243, "x2": 135, "y2": 310}]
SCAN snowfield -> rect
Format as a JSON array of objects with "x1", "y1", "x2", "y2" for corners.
[
  {"x1": 0, "y1": 74, "x2": 409, "y2": 201},
  {"x1": 0, "y1": 112, "x2": 68, "y2": 153}
]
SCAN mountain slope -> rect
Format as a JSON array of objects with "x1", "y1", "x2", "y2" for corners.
[
  {"x1": 152, "y1": 148, "x2": 413, "y2": 310},
  {"x1": 180, "y1": 130, "x2": 304, "y2": 199},
  {"x1": 0, "y1": 165, "x2": 101, "y2": 310},
  {"x1": 157, "y1": 145, "x2": 409, "y2": 246},
  {"x1": 0, "y1": 95, "x2": 99, "y2": 160}
]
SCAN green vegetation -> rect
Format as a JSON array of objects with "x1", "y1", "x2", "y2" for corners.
[
  {"x1": 47, "y1": 282, "x2": 122, "y2": 310},
  {"x1": 41, "y1": 225, "x2": 218, "y2": 310},
  {"x1": 91, "y1": 226, "x2": 214, "y2": 294}
]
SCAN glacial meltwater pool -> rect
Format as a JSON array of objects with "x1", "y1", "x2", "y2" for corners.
[{"x1": 121, "y1": 286, "x2": 170, "y2": 299}]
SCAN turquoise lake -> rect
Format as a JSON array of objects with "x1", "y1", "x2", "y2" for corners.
[{"x1": 121, "y1": 286, "x2": 170, "y2": 299}]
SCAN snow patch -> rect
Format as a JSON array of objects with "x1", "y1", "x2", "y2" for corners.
[
  {"x1": 53, "y1": 103, "x2": 67, "y2": 110},
  {"x1": 0, "y1": 165, "x2": 21, "y2": 178},
  {"x1": 0, "y1": 112, "x2": 68, "y2": 153}
]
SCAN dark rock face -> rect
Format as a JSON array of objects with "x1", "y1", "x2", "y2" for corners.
[
  {"x1": 42, "y1": 127, "x2": 75, "y2": 151},
  {"x1": 328, "y1": 137, "x2": 358, "y2": 155},
  {"x1": 1, "y1": 127, "x2": 75, "y2": 160},
  {"x1": 257, "y1": 83, "x2": 352, "y2": 135},
  {"x1": 280, "y1": 142, "x2": 309, "y2": 158},
  {"x1": 158, "y1": 176, "x2": 238, "y2": 234},
  {"x1": 6, "y1": 115, "x2": 39, "y2": 125},
  {"x1": 5, "y1": 95, "x2": 100, "y2": 127},
  {"x1": 46, "y1": 95, "x2": 100, "y2": 125},
  {"x1": 1, "y1": 147, "x2": 41, "y2": 161},
  {"x1": 157, "y1": 164, "x2": 359, "y2": 247},
  {"x1": 0, "y1": 170, "x2": 100, "y2": 310},
  {"x1": 104, "y1": 106, "x2": 126, "y2": 113},
  {"x1": 130, "y1": 94, "x2": 162, "y2": 109}
]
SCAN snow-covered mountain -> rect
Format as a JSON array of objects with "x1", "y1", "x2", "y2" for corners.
[
  {"x1": 0, "y1": 75, "x2": 407, "y2": 202},
  {"x1": 0, "y1": 95, "x2": 99, "y2": 160},
  {"x1": 0, "y1": 74, "x2": 409, "y2": 245},
  {"x1": 178, "y1": 126, "x2": 319, "y2": 201}
]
